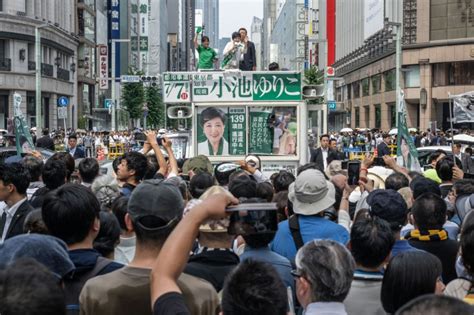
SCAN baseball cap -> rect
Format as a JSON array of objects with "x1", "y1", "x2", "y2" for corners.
[
  {"x1": 367, "y1": 189, "x2": 408, "y2": 230},
  {"x1": 0, "y1": 234, "x2": 74, "y2": 280},
  {"x1": 127, "y1": 179, "x2": 184, "y2": 231},
  {"x1": 288, "y1": 169, "x2": 336, "y2": 215},
  {"x1": 410, "y1": 176, "x2": 441, "y2": 200},
  {"x1": 182, "y1": 155, "x2": 213, "y2": 175}
]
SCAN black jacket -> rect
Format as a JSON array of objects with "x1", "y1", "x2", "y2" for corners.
[
  {"x1": 2, "y1": 199, "x2": 33, "y2": 241},
  {"x1": 408, "y1": 238, "x2": 459, "y2": 284},
  {"x1": 309, "y1": 147, "x2": 327, "y2": 173},
  {"x1": 184, "y1": 248, "x2": 239, "y2": 292},
  {"x1": 36, "y1": 135, "x2": 55, "y2": 151},
  {"x1": 239, "y1": 41, "x2": 256, "y2": 71}
]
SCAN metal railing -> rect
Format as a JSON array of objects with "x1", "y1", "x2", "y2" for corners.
[
  {"x1": 0, "y1": 58, "x2": 11, "y2": 71},
  {"x1": 41, "y1": 63, "x2": 53, "y2": 77},
  {"x1": 57, "y1": 68, "x2": 70, "y2": 81}
]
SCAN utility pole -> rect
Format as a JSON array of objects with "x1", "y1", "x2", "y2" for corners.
[
  {"x1": 110, "y1": 39, "x2": 130, "y2": 131},
  {"x1": 387, "y1": 22, "x2": 402, "y2": 128},
  {"x1": 35, "y1": 24, "x2": 48, "y2": 138}
]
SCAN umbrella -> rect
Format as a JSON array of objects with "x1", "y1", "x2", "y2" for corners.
[
  {"x1": 448, "y1": 134, "x2": 474, "y2": 144},
  {"x1": 408, "y1": 128, "x2": 417, "y2": 132},
  {"x1": 340, "y1": 128, "x2": 353, "y2": 133},
  {"x1": 389, "y1": 128, "x2": 398, "y2": 135}
]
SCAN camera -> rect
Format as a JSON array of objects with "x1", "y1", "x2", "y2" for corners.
[
  {"x1": 157, "y1": 136, "x2": 163, "y2": 146},
  {"x1": 226, "y1": 203, "x2": 278, "y2": 235}
]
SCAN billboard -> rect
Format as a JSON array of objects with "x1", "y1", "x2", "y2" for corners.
[{"x1": 364, "y1": 0, "x2": 384, "y2": 39}]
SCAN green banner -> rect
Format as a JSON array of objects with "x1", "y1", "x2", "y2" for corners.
[
  {"x1": 249, "y1": 107, "x2": 273, "y2": 154},
  {"x1": 252, "y1": 73, "x2": 302, "y2": 101},
  {"x1": 396, "y1": 91, "x2": 421, "y2": 172},
  {"x1": 13, "y1": 93, "x2": 34, "y2": 155}
]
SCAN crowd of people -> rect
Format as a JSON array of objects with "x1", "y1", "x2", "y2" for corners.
[{"x1": 1, "y1": 127, "x2": 474, "y2": 315}]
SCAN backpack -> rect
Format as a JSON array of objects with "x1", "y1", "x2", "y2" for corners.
[{"x1": 64, "y1": 256, "x2": 112, "y2": 315}]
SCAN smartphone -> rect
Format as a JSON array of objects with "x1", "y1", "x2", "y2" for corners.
[
  {"x1": 226, "y1": 203, "x2": 278, "y2": 235},
  {"x1": 347, "y1": 161, "x2": 361, "y2": 186},
  {"x1": 341, "y1": 160, "x2": 349, "y2": 170},
  {"x1": 374, "y1": 157, "x2": 386, "y2": 167},
  {"x1": 156, "y1": 136, "x2": 163, "y2": 146}
]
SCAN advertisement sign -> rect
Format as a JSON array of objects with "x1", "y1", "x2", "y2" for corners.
[
  {"x1": 162, "y1": 73, "x2": 192, "y2": 103},
  {"x1": 261, "y1": 161, "x2": 298, "y2": 178},
  {"x1": 196, "y1": 106, "x2": 246, "y2": 156},
  {"x1": 364, "y1": 0, "x2": 384, "y2": 39},
  {"x1": 98, "y1": 45, "x2": 108, "y2": 90},
  {"x1": 110, "y1": 0, "x2": 120, "y2": 77},
  {"x1": 139, "y1": 0, "x2": 149, "y2": 72},
  {"x1": 249, "y1": 106, "x2": 297, "y2": 155},
  {"x1": 191, "y1": 72, "x2": 302, "y2": 102}
]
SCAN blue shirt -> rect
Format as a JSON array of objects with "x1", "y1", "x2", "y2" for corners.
[
  {"x1": 391, "y1": 239, "x2": 420, "y2": 257},
  {"x1": 240, "y1": 245, "x2": 294, "y2": 291},
  {"x1": 271, "y1": 215, "x2": 349, "y2": 262}
]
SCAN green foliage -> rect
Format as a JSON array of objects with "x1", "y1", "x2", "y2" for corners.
[
  {"x1": 121, "y1": 71, "x2": 145, "y2": 124},
  {"x1": 145, "y1": 85, "x2": 165, "y2": 128},
  {"x1": 78, "y1": 116, "x2": 87, "y2": 129},
  {"x1": 304, "y1": 66, "x2": 324, "y2": 85},
  {"x1": 304, "y1": 66, "x2": 324, "y2": 104}
]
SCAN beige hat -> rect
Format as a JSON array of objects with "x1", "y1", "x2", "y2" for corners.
[
  {"x1": 288, "y1": 169, "x2": 336, "y2": 215},
  {"x1": 397, "y1": 187, "x2": 413, "y2": 210}
]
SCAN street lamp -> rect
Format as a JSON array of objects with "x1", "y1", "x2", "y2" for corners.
[
  {"x1": 35, "y1": 23, "x2": 49, "y2": 139},
  {"x1": 386, "y1": 21, "x2": 402, "y2": 128},
  {"x1": 110, "y1": 38, "x2": 130, "y2": 131}
]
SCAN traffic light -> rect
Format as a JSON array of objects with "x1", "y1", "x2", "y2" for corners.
[
  {"x1": 302, "y1": 84, "x2": 325, "y2": 99},
  {"x1": 167, "y1": 106, "x2": 192, "y2": 119},
  {"x1": 140, "y1": 76, "x2": 159, "y2": 87}
]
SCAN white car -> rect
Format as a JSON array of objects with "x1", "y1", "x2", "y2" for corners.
[
  {"x1": 417, "y1": 146, "x2": 473, "y2": 168},
  {"x1": 0, "y1": 129, "x2": 7, "y2": 147}
]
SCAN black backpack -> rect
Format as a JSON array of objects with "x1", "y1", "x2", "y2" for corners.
[{"x1": 64, "y1": 256, "x2": 112, "y2": 315}]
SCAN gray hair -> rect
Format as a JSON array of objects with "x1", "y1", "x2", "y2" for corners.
[
  {"x1": 295, "y1": 239, "x2": 355, "y2": 303},
  {"x1": 91, "y1": 175, "x2": 121, "y2": 209}
]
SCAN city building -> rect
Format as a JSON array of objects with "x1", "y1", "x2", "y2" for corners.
[
  {"x1": 262, "y1": 0, "x2": 278, "y2": 69},
  {"x1": 77, "y1": 0, "x2": 98, "y2": 130},
  {"x1": 333, "y1": 0, "x2": 474, "y2": 131},
  {"x1": 270, "y1": 0, "x2": 306, "y2": 71},
  {"x1": 195, "y1": 0, "x2": 219, "y2": 50},
  {"x1": 250, "y1": 16, "x2": 263, "y2": 70},
  {"x1": 0, "y1": 0, "x2": 78, "y2": 130}
]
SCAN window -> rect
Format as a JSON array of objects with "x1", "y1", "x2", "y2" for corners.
[
  {"x1": 404, "y1": 65, "x2": 420, "y2": 88},
  {"x1": 389, "y1": 104, "x2": 396, "y2": 128},
  {"x1": 432, "y1": 61, "x2": 474, "y2": 87},
  {"x1": 375, "y1": 104, "x2": 381, "y2": 129},
  {"x1": 362, "y1": 78, "x2": 369, "y2": 96},
  {"x1": 384, "y1": 69, "x2": 396, "y2": 91},
  {"x1": 347, "y1": 84, "x2": 352, "y2": 99},
  {"x1": 0, "y1": 39, "x2": 6, "y2": 60},
  {"x1": 364, "y1": 106, "x2": 370, "y2": 127},
  {"x1": 353, "y1": 81, "x2": 360, "y2": 98},
  {"x1": 0, "y1": 0, "x2": 3, "y2": 11},
  {"x1": 355, "y1": 107, "x2": 360, "y2": 127},
  {"x1": 336, "y1": 87, "x2": 342, "y2": 102},
  {"x1": 371, "y1": 75, "x2": 381, "y2": 94}
]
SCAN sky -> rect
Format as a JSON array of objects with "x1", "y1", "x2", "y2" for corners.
[{"x1": 219, "y1": 0, "x2": 264, "y2": 40}]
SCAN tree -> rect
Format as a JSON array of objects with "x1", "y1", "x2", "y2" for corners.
[
  {"x1": 121, "y1": 71, "x2": 145, "y2": 125},
  {"x1": 145, "y1": 85, "x2": 165, "y2": 128}
]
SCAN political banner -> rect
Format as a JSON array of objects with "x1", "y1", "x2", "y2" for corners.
[
  {"x1": 13, "y1": 93, "x2": 35, "y2": 155},
  {"x1": 396, "y1": 90, "x2": 421, "y2": 172}
]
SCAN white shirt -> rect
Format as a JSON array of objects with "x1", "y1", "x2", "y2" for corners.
[
  {"x1": 1, "y1": 197, "x2": 27, "y2": 242},
  {"x1": 305, "y1": 302, "x2": 348, "y2": 315},
  {"x1": 322, "y1": 148, "x2": 329, "y2": 170}
]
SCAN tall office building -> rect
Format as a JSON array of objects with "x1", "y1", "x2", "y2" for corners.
[
  {"x1": 262, "y1": 0, "x2": 278, "y2": 68},
  {"x1": 333, "y1": 0, "x2": 474, "y2": 131},
  {"x1": 195, "y1": 0, "x2": 219, "y2": 49},
  {"x1": 250, "y1": 16, "x2": 263, "y2": 70},
  {"x1": 0, "y1": 0, "x2": 78, "y2": 130}
]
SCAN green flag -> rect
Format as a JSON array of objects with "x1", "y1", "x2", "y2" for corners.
[
  {"x1": 396, "y1": 90, "x2": 421, "y2": 172},
  {"x1": 13, "y1": 93, "x2": 35, "y2": 155}
]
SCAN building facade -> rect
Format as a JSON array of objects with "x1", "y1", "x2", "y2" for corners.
[
  {"x1": 250, "y1": 16, "x2": 263, "y2": 70},
  {"x1": 195, "y1": 0, "x2": 218, "y2": 50},
  {"x1": 262, "y1": 0, "x2": 278, "y2": 69},
  {"x1": 0, "y1": 0, "x2": 78, "y2": 131},
  {"x1": 333, "y1": 0, "x2": 474, "y2": 131}
]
